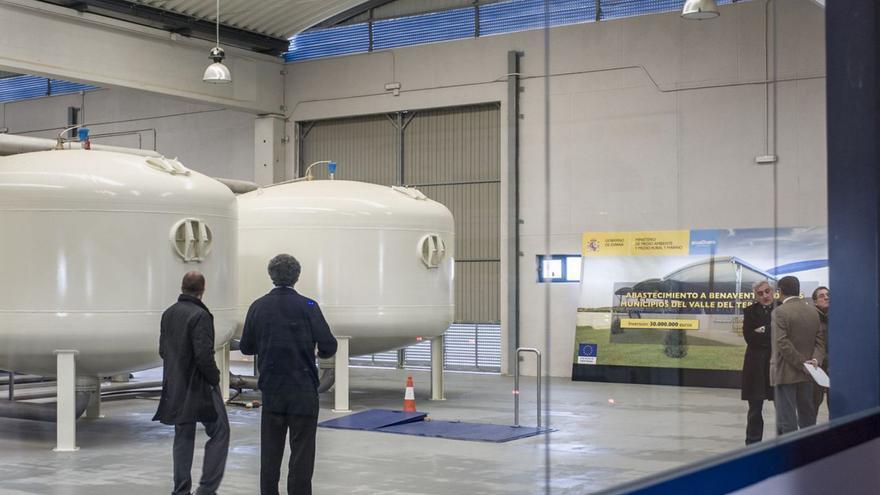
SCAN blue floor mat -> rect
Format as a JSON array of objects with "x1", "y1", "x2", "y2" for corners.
[
  {"x1": 381, "y1": 420, "x2": 549, "y2": 443},
  {"x1": 319, "y1": 409, "x2": 550, "y2": 443},
  {"x1": 319, "y1": 409, "x2": 427, "y2": 430}
]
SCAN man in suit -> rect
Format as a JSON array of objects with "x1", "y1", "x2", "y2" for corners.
[
  {"x1": 153, "y1": 271, "x2": 229, "y2": 495},
  {"x1": 811, "y1": 286, "x2": 830, "y2": 415},
  {"x1": 770, "y1": 276, "x2": 827, "y2": 435},
  {"x1": 741, "y1": 280, "x2": 778, "y2": 444},
  {"x1": 240, "y1": 254, "x2": 337, "y2": 495}
]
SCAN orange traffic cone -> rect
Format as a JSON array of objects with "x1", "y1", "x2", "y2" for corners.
[{"x1": 403, "y1": 375, "x2": 417, "y2": 412}]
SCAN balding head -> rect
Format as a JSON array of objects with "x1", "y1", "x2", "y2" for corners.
[{"x1": 181, "y1": 271, "x2": 206, "y2": 299}]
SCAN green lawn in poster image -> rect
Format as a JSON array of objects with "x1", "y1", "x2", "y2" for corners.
[{"x1": 573, "y1": 326, "x2": 746, "y2": 370}]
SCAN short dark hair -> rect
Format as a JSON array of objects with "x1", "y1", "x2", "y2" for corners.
[
  {"x1": 777, "y1": 276, "x2": 800, "y2": 298},
  {"x1": 268, "y1": 254, "x2": 301, "y2": 287},
  {"x1": 812, "y1": 286, "x2": 829, "y2": 301},
  {"x1": 181, "y1": 271, "x2": 205, "y2": 296}
]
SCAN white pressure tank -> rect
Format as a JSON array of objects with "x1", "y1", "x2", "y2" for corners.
[
  {"x1": 237, "y1": 180, "x2": 454, "y2": 356},
  {"x1": 0, "y1": 150, "x2": 238, "y2": 377}
]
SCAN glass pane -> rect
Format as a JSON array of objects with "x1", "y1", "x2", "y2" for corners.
[
  {"x1": 565, "y1": 256, "x2": 582, "y2": 281},
  {"x1": 542, "y1": 258, "x2": 563, "y2": 279}
]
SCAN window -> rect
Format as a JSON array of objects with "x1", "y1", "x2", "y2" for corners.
[{"x1": 537, "y1": 254, "x2": 582, "y2": 283}]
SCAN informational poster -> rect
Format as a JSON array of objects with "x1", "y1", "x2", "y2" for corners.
[{"x1": 572, "y1": 227, "x2": 827, "y2": 383}]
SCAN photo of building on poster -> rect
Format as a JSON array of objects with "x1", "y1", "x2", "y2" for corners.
[{"x1": 573, "y1": 227, "x2": 828, "y2": 372}]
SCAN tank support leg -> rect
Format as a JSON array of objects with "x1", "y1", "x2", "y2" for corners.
[
  {"x1": 53, "y1": 350, "x2": 79, "y2": 452},
  {"x1": 215, "y1": 342, "x2": 230, "y2": 402},
  {"x1": 82, "y1": 377, "x2": 102, "y2": 419},
  {"x1": 333, "y1": 337, "x2": 351, "y2": 413},
  {"x1": 431, "y1": 336, "x2": 445, "y2": 401}
]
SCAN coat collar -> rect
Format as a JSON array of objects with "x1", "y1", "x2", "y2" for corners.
[
  {"x1": 178, "y1": 293, "x2": 211, "y2": 314},
  {"x1": 270, "y1": 286, "x2": 298, "y2": 296}
]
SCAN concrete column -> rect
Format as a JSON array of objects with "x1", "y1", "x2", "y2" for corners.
[
  {"x1": 53, "y1": 350, "x2": 79, "y2": 452},
  {"x1": 254, "y1": 114, "x2": 286, "y2": 186},
  {"x1": 215, "y1": 342, "x2": 231, "y2": 402},
  {"x1": 431, "y1": 336, "x2": 445, "y2": 401},
  {"x1": 333, "y1": 337, "x2": 351, "y2": 413}
]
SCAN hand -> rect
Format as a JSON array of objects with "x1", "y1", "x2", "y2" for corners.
[{"x1": 806, "y1": 358, "x2": 818, "y2": 368}]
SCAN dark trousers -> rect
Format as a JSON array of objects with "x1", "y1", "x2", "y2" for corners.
[
  {"x1": 774, "y1": 382, "x2": 817, "y2": 436},
  {"x1": 745, "y1": 399, "x2": 765, "y2": 444},
  {"x1": 173, "y1": 390, "x2": 230, "y2": 495},
  {"x1": 260, "y1": 411, "x2": 318, "y2": 495},
  {"x1": 813, "y1": 383, "x2": 829, "y2": 416}
]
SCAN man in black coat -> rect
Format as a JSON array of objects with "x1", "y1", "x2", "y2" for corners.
[
  {"x1": 741, "y1": 280, "x2": 778, "y2": 445},
  {"x1": 153, "y1": 271, "x2": 229, "y2": 495},
  {"x1": 240, "y1": 254, "x2": 337, "y2": 495}
]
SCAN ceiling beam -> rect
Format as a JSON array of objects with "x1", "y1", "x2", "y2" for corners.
[
  {"x1": 0, "y1": 0, "x2": 284, "y2": 114},
  {"x1": 36, "y1": 0, "x2": 289, "y2": 55},
  {"x1": 313, "y1": 0, "x2": 396, "y2": 29}
]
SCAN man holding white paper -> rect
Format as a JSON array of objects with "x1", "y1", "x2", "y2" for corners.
[{"x1": 770, "y1": 276, "x2": 827, "y2": 436}]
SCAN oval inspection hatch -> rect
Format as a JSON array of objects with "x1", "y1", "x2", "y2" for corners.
[
  {"x1": 419, "y1": 234, "x2": 446, "y2": 268},
  {"x1": 170, "y1": 218, "x2": 214, "y2": 262}
]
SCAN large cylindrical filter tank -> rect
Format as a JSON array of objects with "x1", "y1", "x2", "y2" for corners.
[
  {"x1": 0, "y1": 150, "x2": 238, "y2": 376},
  {"x1": 237, "y1": 180, "x2": 454, "y2": 356}
]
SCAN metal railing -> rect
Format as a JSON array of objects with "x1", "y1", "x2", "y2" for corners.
[
  {"x1": 513, "y1": 347, "x2": 541, "y2": 428},
  {"x1": 350, "y1": 323, "x2": 502, "y2": 373}
]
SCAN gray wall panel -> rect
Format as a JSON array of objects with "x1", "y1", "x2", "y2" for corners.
[
  {"x1": 404, "y1": 104, "x2": 501, "y2": 185},
  {"x1": 300, "y1": 115, "x2": 397, "y2": 184}
]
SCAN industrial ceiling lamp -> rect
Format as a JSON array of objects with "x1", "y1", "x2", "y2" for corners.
[
  {"x1": 203, "y1": 0, "x2": 232, "y2": 84},
  {"x1": 681, "y1": 0, "x2": 720, "y2": 20}
]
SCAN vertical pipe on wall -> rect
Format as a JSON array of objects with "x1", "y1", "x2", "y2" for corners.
[
  {"x1": 397, "y1": 112, "x2": 404, "y2": 185},
  {"x1": 826, "y1": 0, "x2": 880, "y2": 418},
  {"x1": 506, "y1": 50, "x2": 522, "y2": 375}
]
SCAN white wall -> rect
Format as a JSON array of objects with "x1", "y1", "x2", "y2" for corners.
[
  {"x1": 1, "y1": 87, "x2": 256, "y2": 180},
  {"x1": 283, "y1": 0, "x2": 826, "y2": 377}
]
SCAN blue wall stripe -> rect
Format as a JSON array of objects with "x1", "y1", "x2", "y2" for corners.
[
  {"x1": 285, "y1": 1, "x2": 748, "y2": 62},
  {"x1": 0, "y1": 75, "x2": 97, "y2": 103},
  {"x1": 284, "y1": 22, "x2": 370, "y2": 62},
  {"x1": 372, "y1": 7, "x2": 476, "y2": 50},
  {"x1": 480, "y1": 0, "x2": 595, "y2": 37}
]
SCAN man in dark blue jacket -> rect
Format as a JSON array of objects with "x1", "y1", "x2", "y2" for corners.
[
  {"x1": 154, "y1": 271, "x2": 229, "y2": 495},
  {"x1": 240, "y1": 254, "x2": 337, "y2": 495}
]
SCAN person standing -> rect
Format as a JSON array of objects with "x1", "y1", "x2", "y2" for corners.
[
  {"x1": 239, "y1": 254, "x2": 338, "y2": 495},
  {"x1": 153, "y1": 271, "x2": 229, "y2": 495},
  {"x1": 741, "y1": 280, "x2": 778, "y2": 444},
  {"x1": 811, "y1": 286, "x2": 830, "y2": 415},
  {"x1": 770, "y1": 276, "x2": 827, "y2": 436}
]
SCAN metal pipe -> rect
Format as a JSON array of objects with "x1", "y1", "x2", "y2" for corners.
[
  {"x1": 214, "y1": 177, "x2": 260, "y2": 194},
  {"x1": 229, "y1": 373, "x2": 259, "y2": 390},
  {"x1": 513, "y1": 347, "x2": 541, "y2": 428},
  {"x1": 0, "y1": 133, "x2": 161, "y2": 157},
  {"x1": 317, "y1": 368, "x2": 335, "y2": 394},
  {"x1": 0, "y1": 392, "x2": 89, "y2": 422},
  {"x1": 0, "y1": 371, "x2": 49, "y2": 387},
  {"x1": 10, "y1": 380, "x2": 162, "y2": 401}
]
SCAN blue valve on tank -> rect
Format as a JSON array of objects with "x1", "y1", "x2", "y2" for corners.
[
  {"x1": 328, "y1": 161, "x2": 337, "y2": 180},
  {"x1": 77, "y1": 127, "x2": 91, "y2": 150}
]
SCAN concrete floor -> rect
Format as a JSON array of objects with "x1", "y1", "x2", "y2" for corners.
[{"x1": 0, "y1": 365, "x2": 829, "y2": 495}]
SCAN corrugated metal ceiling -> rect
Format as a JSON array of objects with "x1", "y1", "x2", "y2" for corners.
[{"x1": 128, "y1": 0, "x2": 372, "y2": 39}]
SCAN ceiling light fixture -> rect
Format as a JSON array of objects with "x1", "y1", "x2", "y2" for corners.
[
  {"x1": 203, "y1": 0, "x2": 232, "y2": 84},
  {"x1": 681, "y1": 0, "x2": 720, "y2": 20}
]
